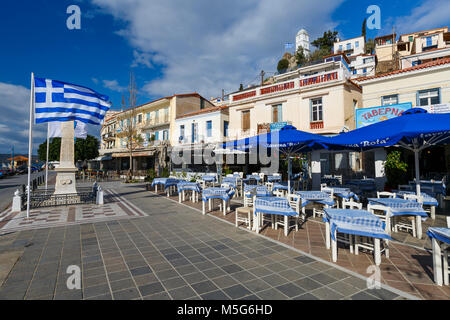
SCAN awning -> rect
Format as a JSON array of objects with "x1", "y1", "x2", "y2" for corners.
[
  {"x1": 112, "y1": 151, "x2": 155, "y2": 158},
  {"x1": 92, "y1": 156, "x2": 113, "y2": 161}
]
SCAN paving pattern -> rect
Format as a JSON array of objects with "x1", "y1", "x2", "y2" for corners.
[
  {"x1": 158, "y1": 187, "x2": 450, "y2": 300},
  {"x1": 0, "y1": 184, "x2": 412, "y2": 300},
  {"x1": 0, "y1": 189, "x2": 147, "y2": 234}
]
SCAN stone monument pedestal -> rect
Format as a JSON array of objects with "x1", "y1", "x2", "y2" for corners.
[{"x1": 54, "y1": 121, "x2": 78, "y2": 195}]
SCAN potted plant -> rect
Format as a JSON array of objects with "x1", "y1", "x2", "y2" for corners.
[{"x1": 384, "y1": 151, "x2": 408, "y2": 191}]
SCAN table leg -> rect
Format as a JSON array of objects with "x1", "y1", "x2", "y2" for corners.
[
  {"x1": 202, "y1": 201, "x2": 206, "y2": 215},
  {"x1": 349, "y1": 235, "x2": 354, "y2": 254},
  {"x1": 444, "y1": 248, "x2": 449, "y2": 286},
  {"x1": 416, "y1": 215, "x2": 422, "y2": 239},
  {"x1": 223, "y1": 200, "x2": 226, "y2": 216},
  {"x1": 374, "y1": 238, "x2": 381, "y2": 266},
  {"x1": 355, "y1": 236, "x2": 359, "y2": 255},
  {"x1": 431, "y1": 206, "x2": 436, "y2": 220},
  {"x1": 331, "y1": 230, "x2": 337, "y2": 262},
  {"x1": 155, "y1": 185, "x2": 158, "y2": 193},
  {"x1": 178, "y1": 192, "x2": 182, "y2": 203},
  {"x1": 255, "y1": 213, "x2": 260, "y2": 234},
  {"x1": 432, "y1": 238, "x2": 443, "y2": 286},
  {"x1": 182, "y1": 190, "x2": 185, "y2": 202},
  {"x1": 325, "y1": 222, "x2": 330, "y2": 249},
  {"x1": 284, "y1": 215, "x2": 288, "y2": 237},
  {"x1": 208, "y1": 199, "x2": 212, "y2": 211}
]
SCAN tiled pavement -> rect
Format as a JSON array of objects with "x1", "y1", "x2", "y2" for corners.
[
  {"x1": 157, "y1": 187, "x2": 450, "y2": 300},
  {"x1": 0, "y1": 183, "x2": 414, "y2": 300}
]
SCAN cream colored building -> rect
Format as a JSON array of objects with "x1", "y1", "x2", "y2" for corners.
[
  {"x1": 99, "y1": 93, "x2": 214, "y2": 173},
  {"x1": 227, "y1": 56, "x2": 362, "y2": 141}
]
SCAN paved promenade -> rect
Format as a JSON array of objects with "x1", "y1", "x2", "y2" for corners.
[{"x1": 0, "y1": 183, "x2": 413, "y2": 300}]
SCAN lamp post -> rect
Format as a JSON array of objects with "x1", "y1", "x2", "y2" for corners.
[{"x1": 11, "y1": 145, "x2": 14, "y2": 173}]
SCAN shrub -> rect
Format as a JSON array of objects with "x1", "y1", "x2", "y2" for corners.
[{"x1": 384, "y1": 151, "x2": 408, "y2": 188}]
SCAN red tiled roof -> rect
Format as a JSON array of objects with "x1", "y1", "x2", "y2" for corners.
[
  {"x1": 355, "y1": 57, "x2": 450, "y2": 82},
  {"x1": 176, "y1": 105, "x2": 229, "y2": 119}
]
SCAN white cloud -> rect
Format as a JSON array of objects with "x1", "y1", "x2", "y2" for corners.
[
  {"x1": 131, "y1": 50, "x2": 153, "y2": 68},
  {"x1": 91, "y1": 0, "x2": 343, "y2": 98},
  {"x1": 379, "y1": 0, "x2": 450, "y2": 36},
  {"x1": 102, "y1": 79, "x2": 127, "y2": 92}
]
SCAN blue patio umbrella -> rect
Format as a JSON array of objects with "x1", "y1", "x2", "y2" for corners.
[
  {"x1": 323, "y1": 108, "x2": 450, "y2": 196},
  {"x1": 223, "y1": 125, "x2": 329, "y2": 192}
]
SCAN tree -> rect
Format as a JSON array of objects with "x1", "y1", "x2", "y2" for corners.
[
  {"x1": 295, "y1": 47, "x2": 307, "y2": 66},
  {"x1": 74, "y1": 135, "x2": 99, "y2": 162},
  {"x1": 277, "y1": 59, "x2": 289, "y2": 73},
  {"x1": 239, "y1": 84, "x2": 244, "y2": 91},
  {"x1": 38, "y1": 135, "x2": 99, "y2": 163},
  {"x1": 311, "y1": 30, "x2": 338, "y2": 52},
  {"x1": 365, "y1": 38, "x2": 375, "y2": 54},
  {"x1": 384, "y1": 151, "x2": 408, "y2": 188},
  {"x1": 38, "y1": 138, "x2": 61, "y2": 162},
  {"x1": 362, "y1": 18, "x2": 367, "y2": 43},
  {"x1": 118, "y1": 72, "x2": 143, "y2": 181}
]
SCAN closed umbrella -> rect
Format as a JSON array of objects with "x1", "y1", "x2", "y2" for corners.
[{"x1": 323, "y1": 108, "x2": 450, "y2": 196}]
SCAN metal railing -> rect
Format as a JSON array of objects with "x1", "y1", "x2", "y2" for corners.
[{"x1": 21, "y1": 186, "x2": 97, "y2": 210}]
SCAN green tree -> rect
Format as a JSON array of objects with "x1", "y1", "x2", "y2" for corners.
[
  {"x1": 277, "y1": 59, "x2": 289, "y2": 73},
  {"x1": 362, "y1": 18, "x2": 367, "y2": 43},
  {"x1": 38, "y1": 138, "x2": 61, "y2": 162},
  {"x1": 239, "y1": 83, "x2": 244, "y2": 91},
  {"x1": 74, "y1": 135, "x2": 99, "y2": 162},
  {"x1": 384, "y1": 151, "x2": 408, "y2": 188},
  {"x1": 311, "y1": 30, "x2": 338, "y2": 52},
  {"x1": 295, "y1": 47, "x2": 307, "y2": 66},
  {"x1": 365, "y1": 38, "x2": 375, "y2": 54}
]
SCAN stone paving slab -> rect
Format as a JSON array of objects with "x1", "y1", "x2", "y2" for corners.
[
  {"x1": 0, "y1": 189, "x2": 147, "y2": 234},
  {"x1": 0, "y1": 184, "x2": 414, "y2": 300},
  {"x1": 153, "y1": 186, "x2": 450, "y2": 300}
]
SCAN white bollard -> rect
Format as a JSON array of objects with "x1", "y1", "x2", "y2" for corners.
[
  {"x1": 96, "y1": 186, "x2": 104, "y2": 205},
  {"x1": 12, "y1": 189, "x2": 22, "y2": 213}
]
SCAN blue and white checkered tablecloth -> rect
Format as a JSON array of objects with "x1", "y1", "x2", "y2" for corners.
[
  {"x1": 202, "y1": 187, "x2": 235, "y2": 202},
  {"x1": 328, "y1": 187, "x2": 360, "y2": 201},
  {"x1": 323, "y1": 208, "x2": 391, "y2": 241},
  {"x1": 201, "y1": 175, "x2": 217, "y2": 182},
  {"x1": 395, "y1": 191, "x2": 439, "y2": 207},
  {"x1": 272, "y1": 182, "x2": 292, "y2": 193},
  {"x1": 222, "y1": 177, "x2": 238, "y2": 188},
  {"x1": 409, "y1": 181, "x2": 446, "y2": 196},
  {"x1": 427, "y1": 227, "x2": 450, "y2": 245},
  {"x1": 151, "y1": 178, "x2": 169, "y2": 187},
  {"x1": 295, "y1": 191, "x2": 335, "y2": 208},
  {"x1": 177, "y1": 181, "x2": 201, "y2": 193},
  {"x1": 368, "y1": 198, "x2": 428, "y2": 218},
  {"x1": 267, "y1": 175, "x2": 282, "y2": 182},
  {"x1": 244, "y1": 185, "x2": 272, "y2": 198},
  {"x1": 246, "y1": 175, "x2": 262, "y2": 181},
  {"x1": 254, "y1": 197, "x2": 297, "y2": 216},
  {"x1": 163, "y1": 178, "x2": 183, "y2": 190}
]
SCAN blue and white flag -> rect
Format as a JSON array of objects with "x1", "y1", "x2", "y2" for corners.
[{"x1": 34, "y1": 78, "x2": 111, "y2": 125}]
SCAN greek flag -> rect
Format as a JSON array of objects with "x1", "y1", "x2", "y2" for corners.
[{"x1": 34, "y1": 78, "x2": 111, "y2": 125}]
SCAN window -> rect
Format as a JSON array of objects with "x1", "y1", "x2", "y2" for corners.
[
  {"x1": 426, "y1": 36, "x2": 432, "y2": 47},
  {"x1": 242, "y1": 110, "x2": 250, "y2": 131},
  {"x1": 146, "y1": 112, "x2": 151, "y2": 122},
  {"x1": 155, "y1": 131, "x2": 159, "y2": 140},
  {"x1": 180, "y1": 125, "x2": 185, "y2": 140},
  {"x1": 206, "y1": 120, "x2": 212, "y2": 137},
  {"x1": 146, "y1": 133, "x2": 150, "y2": 141},
  {"x1": 310, "y1": 98, "x2": 323, "y2": 122},
  {"x1": 346, "y1": 43, "x2": 351, "y2": 50},
  {"x1": 412, "y1": 60, "x2": 422, "y2": 66},
  {"x1": 338, "y1": 45, "x2": 343, "y2": 52},
  {"x1": 138, "y1": 114, "x2": 142, "y2": 123},
  {"x1": 381, "y1": 95, "x2": 398, "y2": 106},
  {"x1": 408, "y1": 35, "x2": 413, "y2": 42},
  {"x1": 417, "y1": 88, "x2": 440, "y2": 107},
  {"x1": 155, "y1": 110, "x2": 159, "y2": 122},
  {"x1": 355, "y1": 41, "x2": 359, "y2": 48},
  {"x1": 224, "y1": 121, "x2": 229, "y2": 137},
  {"x1": 200, "y1": 99, "x2": 205, "y2": 109},
  {"x1": 363, "y1": 68, "x2": 367, "y2": 74},
  {"x1": 272, "y1": 104, "x2": 282, "y2": 122},
  {"x1": 352, "y1": 69, "x2": 357, "y2": 75},
  {"x1": 163, "y1": 130, "x2": 168, "y2": 141},
  {"x1": 191, "y1": 123, "x2": 198, "y2": 143}
]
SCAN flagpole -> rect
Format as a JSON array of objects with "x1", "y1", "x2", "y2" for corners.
[
  {"x1": 45, "y1": 122, "x2": 49, "y2": 190},
  {"x1": 26, "y1": 72, "x2": 35, "y2": 218}
]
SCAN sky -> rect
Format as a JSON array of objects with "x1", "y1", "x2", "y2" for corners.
[{"x1": 0, "y1": 0, "x2": 449, "y2": 154}]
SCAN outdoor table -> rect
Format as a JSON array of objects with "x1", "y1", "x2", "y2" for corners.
[
  {"x1": 199, "y1": 175, "x2": 217, "y2": 188},
  {"x1": 345, "y1": 179, "x2": 377, "y2": 193},
  {"x1": 323, "y1": 208, "x2": 391, "y2": 265},
  {"x1": 177, "y1": 181, "x2": 201, "y2": 203},
  {"x1": 202, "y1": 187, "x2": 235, "y2": 216},
  {"x1": 253, "y1": 196, "x2": 298, "y2": 236},
  {"x1": 294, "y1": 191, "x2": 335, "y2": 218},
  {"x1": 326, "y1": 187, "x2": 359, "y2": 208},
  {"x1": 426, "y1": 227, "x2": 450, "y2": 286},
  {"x1": 245, "y1": 175, "x2": 262, "y2": 184},
  {"x1": 151, "y1": 178, "x2": 169, "y2": 193},
  {"x1": 222, "y1": 177, "x2": 238, "y2": 189},
  {"x1": 321, "y1": 177, "x2": 340, "y2": 186},
  {"x1": 409, "y1": 180, "x2": 446, "y2": 196},
  {"x1": 267, "y1": 175, "x2": 282, "y2": 182},
  {"x1": 395, "y1": 190, "x2": 439, "y2": 219},
  {"x1": 367, "y1": 198, "x2": 428, "y2": 239}
]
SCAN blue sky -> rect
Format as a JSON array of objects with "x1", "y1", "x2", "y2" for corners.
[{"x1": 0, "y1": 0, "x2": 448, "y2": 153}]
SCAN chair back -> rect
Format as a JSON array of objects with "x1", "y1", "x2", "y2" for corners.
[
  {"x1": 259, "y1": 172, "x2": 265, "y2": 181},
  {"x1": 273, "y1": 173, "x2": 281, "y2": 176},
  {"x1": 321, "y1": 187, "x2": 334, "y2": 198},
  {"x1": 342, "y1": 199, "x2": 362, "y2": 210},
  {"x1": 287, "y1": 194, "x2": 301, "y2": 213},
  {"x1": 377, "y1": 191, "x2": 396, "y2": 198},
  {"x1": 334, "y1": 175, "x2": 343, "y2": 184},
  {"x1": 320, "y1": 183, "x2": 327, "y2": 190},
  {"x1": 273, "y1": 189, "x2": 285, "y2": 198},
  {"x1": 447, "y1": 216, "x2": 450, "y2": 228},
  {"x1": 403, "y1": 194, "x2": 424, "y2": 203},
  {"x1": 226, "y1": 174, "x2": 233, "y2": 177}
]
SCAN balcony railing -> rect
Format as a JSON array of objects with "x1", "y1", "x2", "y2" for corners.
[
  {"x1": 230, "y1": 68, "x2": 343, "y2": 103},
  {"x1": 310, "y1": 121, "x2": 324, "y2": 130}
]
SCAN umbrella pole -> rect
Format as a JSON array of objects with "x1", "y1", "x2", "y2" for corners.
[
  {"x1": 288, "y1": 155, "x2": 292, "y2": 194},
  {"x1": 414, "y1": 149, "x2": 421, "y2": 197}
]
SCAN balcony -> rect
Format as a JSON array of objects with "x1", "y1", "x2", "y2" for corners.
[
  {"x1": 102, "y1": 133, "x2": 116, "y2": 141},
  {"x1": 230, "y1": 69, "x2": 344, "y2": 103},
  {"x1": 310, "y1": 121, "x2": 324, "y2": 130},
  {"x1": 142, "y1": 116, "x2": 170, "y2": 129}
]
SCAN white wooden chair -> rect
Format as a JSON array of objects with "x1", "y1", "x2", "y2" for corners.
[
  {"x1": 235, "y1": 206, "x2": 252, "y2": 230},
  {"x1": 404, "y1": 194, "x2": 435, "y2": 220},
  {"x1": 447, "y1": 217, "x2": 450, "y2": 228},
  {"x1": 334, "y1": 175, "x2": 343, "y2": 185},
  {"x1": 342, "y1": 199, "x2": 363, "y2": 210},
  {"x1": 377, "y1": 191, "x2": 396, "y2": 198}
]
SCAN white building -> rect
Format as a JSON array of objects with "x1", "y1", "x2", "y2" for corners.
[
  {"x1": 296, "y1": 29, "x2": 310, "y2": 55},
  {"x1": 334, "y1": 36, "x2": 365, "y2": 57},
  {"x1": 350, "y1": 54, "x2": 376, "y2": 78},
  {"x1": 400, "y1": 47, "x2": 450, "y2": 69}
]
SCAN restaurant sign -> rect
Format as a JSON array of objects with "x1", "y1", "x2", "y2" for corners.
[{"x1": 355, "y1": 102, "x2": 412, "y2": 128}]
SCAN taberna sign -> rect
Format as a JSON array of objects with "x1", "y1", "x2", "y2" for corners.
[{"x1": 355, "y1": 102, "x2": 412, "y2": 128}]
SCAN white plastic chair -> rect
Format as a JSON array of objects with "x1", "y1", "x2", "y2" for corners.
[
  {"x1": 377, "y1": 191, "x2": 396, "y2": 198},
  {"x1": 342, "y1": 199, "x2": 363, "y2": 210}
]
